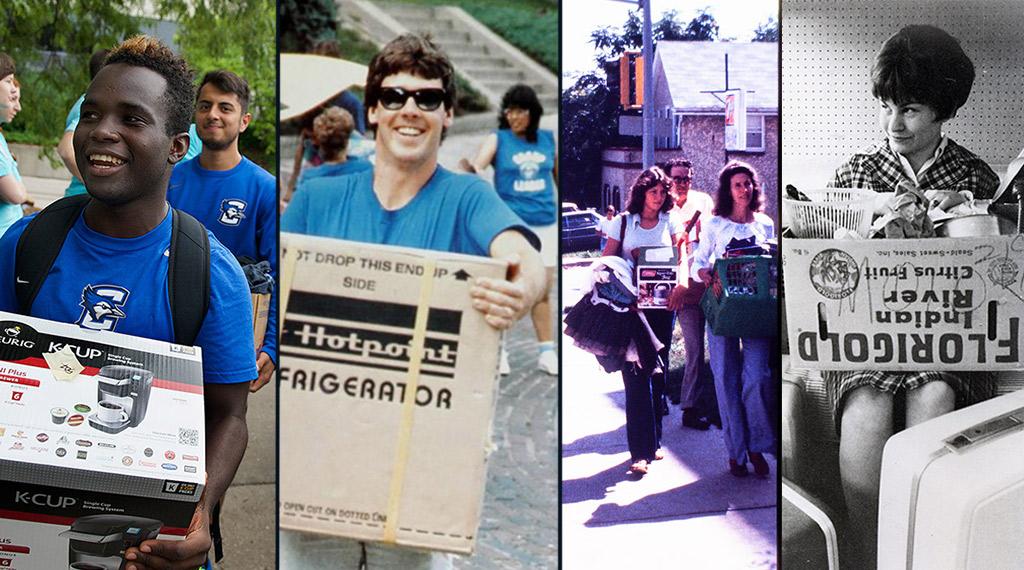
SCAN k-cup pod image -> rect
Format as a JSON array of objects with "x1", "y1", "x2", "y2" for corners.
[
  {"x1": 51, "y1": 407, "x2": 69, "y2": 424},
  {"x1": 67, "y1": 414, "x2": 84, "y2": 427}
]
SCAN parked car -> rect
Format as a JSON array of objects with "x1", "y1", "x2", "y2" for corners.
[
  {"x1": 562, "y1": 209, "x2": 602, "y2": 253},
  {"x1": 561, "y1": 202, "x2": 580, "y2": 213}
]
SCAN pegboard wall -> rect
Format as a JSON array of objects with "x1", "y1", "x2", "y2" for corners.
[{"x1": 782, "y1": 0, "x2": 1024, "y2": 189}]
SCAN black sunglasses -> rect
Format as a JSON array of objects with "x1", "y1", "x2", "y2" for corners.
[
  {"x1": 378, "y1": 87, "x2": 448, "y2": 111},
  {"x1": 672, "y1": 176, "x2": 692, "y2": 184}
]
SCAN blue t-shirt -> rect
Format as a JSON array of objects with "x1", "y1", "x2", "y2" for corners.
[
  {"x1": 0, "y1": 133, "x2": 23, "y2": 237},
  {"x1": 167, "y1": 156, "x2": 278, "y2": 363},
  {"x1": 296, "y1": 158, "x2": 372, "y2": 188},
  {"x1": 65, "y1": 92, "x2": 203, "y2": 197},
  {"x1": 282, "y1": 166, "x2": 536, "y2": 255},
  {"x1": 0, "y1": 209, "x2": 257, "y2": 384},
  {"x1": 492, "y1": 129, "x2": 557, "y2": 226}
]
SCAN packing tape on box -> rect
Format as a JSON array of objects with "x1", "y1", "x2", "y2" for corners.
[
  {"x1": 280, "y1": 245, "x2": 300, "y2": 314},
  {"x1": 383, "y1": 257, "x2": 437, "y2": 543}
]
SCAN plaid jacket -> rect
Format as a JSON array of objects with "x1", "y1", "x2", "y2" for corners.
[{"x1": 830, "y1": 138, "x2": 999, "y2": 198}]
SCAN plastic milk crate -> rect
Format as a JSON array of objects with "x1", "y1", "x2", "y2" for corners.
[{"x1": 700, "y1": 255, "x2": 778, "y2": 338}]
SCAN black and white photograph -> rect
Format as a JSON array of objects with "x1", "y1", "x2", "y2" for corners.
[{"x1": 782, "y1": 1, "x2": 1024, "y2": 569}]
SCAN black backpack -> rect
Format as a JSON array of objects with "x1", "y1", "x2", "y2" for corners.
[{"x1": 14, "y1": 194, "x2": 210, "y2": 346}]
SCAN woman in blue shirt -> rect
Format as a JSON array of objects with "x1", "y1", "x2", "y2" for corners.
[{"x1": 462, "y1": 84, "x2": 558, "y2": 376}]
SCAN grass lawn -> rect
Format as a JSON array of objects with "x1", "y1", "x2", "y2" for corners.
[{"x1": 396, "y1": 0, "x2": 558, "y2": 72}]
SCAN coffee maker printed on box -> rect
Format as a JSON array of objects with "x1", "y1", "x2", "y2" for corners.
[
  {"x1": 87, "y1": 365, "x2": 154, "y2": 434},
  {"x1": 59, "y1": 514, "x2": 162, "y2": 570}
]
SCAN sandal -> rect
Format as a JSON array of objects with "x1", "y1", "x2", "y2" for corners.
[
  {"x1": 749, "y1": 452, "x2": 770, "y2": 478},
  {"x1": 629, "y1": 459, "x2": 649, "y2": 475}
]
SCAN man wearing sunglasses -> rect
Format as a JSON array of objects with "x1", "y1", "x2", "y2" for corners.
[
  {"x1": 280, "y1": 34, "x2": 545, "y2": 569},
  {"x1": 664, "y1": 157, "x2": 714, "y2": 431}
]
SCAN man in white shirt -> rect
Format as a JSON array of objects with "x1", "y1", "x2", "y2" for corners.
[
  {"x1": 665, "y1": 158, "x2": 714, "y2": 430},
  {"x1": 598, "y1": 205, "x2": 616, "y2": 251}
]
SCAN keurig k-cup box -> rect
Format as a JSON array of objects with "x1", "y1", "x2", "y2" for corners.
[
  {"x1": 278, "y1": 234, "x2": 504, "y2": 554},
  {"x1": 0, "y1": 312, "x2": 205, "y2": 569},
  {"x1": 635, "y1": 246, "x2": 680, "y2": 309}
]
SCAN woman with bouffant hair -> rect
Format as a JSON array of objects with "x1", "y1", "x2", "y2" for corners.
[{"x1": 691, "y1": 161, "x2": 775, "y2": 479}]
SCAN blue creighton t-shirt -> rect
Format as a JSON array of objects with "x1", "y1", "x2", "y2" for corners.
[
  {"x1": 492, "y1": 128, "x2": 557, "y2": 226},
  {"x1": 282, "y1": 166, "x2": 535, "y2": 255},
  {"x1": 167, "y1": 156, "x2": 278, "y2": 363},
  {"x1": 0, "y1": 209, "x2": 257, "y2": 384}
]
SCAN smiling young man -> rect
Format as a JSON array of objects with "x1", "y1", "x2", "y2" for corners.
[
  {"x1": 827, "y1": 24, "x2": 999, "y2": 569},
  {"x1": 167, "y1": 70, "x2": 278, "y2": 393},
  {"x1": 59, "y1": 50, "x2": 204, "y2": 198},
  {"x1": 280, "y1": 33, "x2": 546, "y2": 569},
  {"x1": 0, "y1": 37, "x2": 256, "y2": 570}
]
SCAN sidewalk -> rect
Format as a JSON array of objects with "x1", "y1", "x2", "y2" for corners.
[{"x1": 561, "y1": 263, "x2": 777, "y2": 569}]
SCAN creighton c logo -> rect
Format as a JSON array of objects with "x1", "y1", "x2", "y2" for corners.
[
  {"x1": 77, "y1": 284, "x2": 130, "y2": 332},
  {"x1": 219, "y1": 198, "x2": 247, "y2": 226}
]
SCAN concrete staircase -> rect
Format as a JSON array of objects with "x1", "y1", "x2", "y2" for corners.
[{"x1": 340, "y1": 0, "x2": 559, "y2": 113}]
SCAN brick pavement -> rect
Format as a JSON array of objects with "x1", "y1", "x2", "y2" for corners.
[{"x1": 454, "y1": 286, "x2": 559, "y2": 569}]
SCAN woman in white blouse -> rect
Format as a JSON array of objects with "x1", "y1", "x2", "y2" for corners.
[
  {"x1": 602, "y1": 166, "x2": 684, "y2": 475},
  {"x1": 691, "y1": 161, "x2": 776, "y2": 478}
]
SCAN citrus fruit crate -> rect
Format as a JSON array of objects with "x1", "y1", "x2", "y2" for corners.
[{"x1": 700, "y1": 255, "x2": 778, "y2": 338}]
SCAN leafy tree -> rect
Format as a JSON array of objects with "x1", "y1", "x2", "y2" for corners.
[
  {"x1": 278, "y1": 0, "x2": 337, "y2": 53},
  {"x1": 0, "y1": 1, "x2": 144, "y2": 147},
  {"x1": 753, "y1": 17, "x2": 779, "y2": 42},
  {"x1": 158, "y1": 0, "x2": 277, "y2": 169},
  {"x1": 589, "y1": 9, "x2": 717, "y2": 66},
  {"x1": 560, "y1": 73, "x2": 618, "y2": 205}
]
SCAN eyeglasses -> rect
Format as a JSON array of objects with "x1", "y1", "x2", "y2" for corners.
[
  {"x1": 672, "y1": 176, "x2": 692, "y2": 184},
  {"x1": 504, "y1": 107, "x2": 529, "y2": 116},
  {"x1": 378, "y1": 87, "x2": 448, "y2": 111}
]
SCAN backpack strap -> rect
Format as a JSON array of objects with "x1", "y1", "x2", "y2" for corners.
[
  {"x1": 15, "y1": 196, "x2": 210, "y2": 346},
  {"x1": 15, "y1": 194, "x2": 91, "y2": 313},
  {"x1": 169, "y1": 208, "x2": 210, "y2": 346}
]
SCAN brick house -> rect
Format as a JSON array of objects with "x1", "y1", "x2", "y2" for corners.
[{"x1": 600, "y1": 41, "x2": 779, "y2": 224}]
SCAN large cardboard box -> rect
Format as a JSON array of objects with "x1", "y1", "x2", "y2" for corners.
[
  {"x1": 784, "y1": 237, "x2": 1024, "y2": 370},
  {"x1": 0, "y1": 312, "x2": 205, "y2": 569},
  {"x1": 278, "y1": 233, "x2": 505, "y2": 554}
]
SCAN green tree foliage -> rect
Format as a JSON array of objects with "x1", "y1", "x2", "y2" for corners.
[
  {"x1": 560, "y1": 73, "x2": 618, "y2": 206},
  {"x1": 278, "y1": 0, "x2": 337, "y2": 53},
  {"x1": 753, "y1": 17, "x2": 779, "y2": 42},
  {"x1": 563, "y1": 8, "x2": 720, "y2": 206},
  {"x1": 589, "y1": 9, "x2": 716, "y2": 66},
  {"x1": 0, "y1": 0, "x2": 144, "y2": 147},
  {"x1": 158, "y1": 0, "x2": 277, "y2": 170}
]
